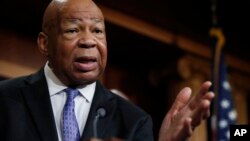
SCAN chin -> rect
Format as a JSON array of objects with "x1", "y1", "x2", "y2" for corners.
[{"x1": 73, "y1": 73, "x2": 99, "y2": 85}]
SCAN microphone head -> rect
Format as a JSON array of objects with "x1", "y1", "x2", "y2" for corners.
[{"x1": 96, "y1": 107, "x2": 106, "y2": 118}]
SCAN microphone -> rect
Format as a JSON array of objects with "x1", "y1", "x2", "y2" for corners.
[{"x1": 93, "y1": 107, "x2": 106, "y2": 138}]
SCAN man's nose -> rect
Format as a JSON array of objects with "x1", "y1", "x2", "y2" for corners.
[{"x1": 78, "y1": 31, "x2": 96, "y2": 48}]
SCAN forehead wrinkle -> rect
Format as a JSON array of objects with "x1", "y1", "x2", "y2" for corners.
[
  {"x1": 61, "y1": 12, "x2": 104, "y2": 24},
  {"x1": 60, "y1": 19, "x2": 104, "y2": 30}
]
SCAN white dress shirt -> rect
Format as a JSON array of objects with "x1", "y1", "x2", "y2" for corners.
[{"x1": 44, "y1": 62, "x2": 95, "y2": 141}]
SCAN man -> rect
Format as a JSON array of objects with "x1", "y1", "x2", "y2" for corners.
[{"x1": 0, "y1": 0, "x2": 214, "y2": 141}]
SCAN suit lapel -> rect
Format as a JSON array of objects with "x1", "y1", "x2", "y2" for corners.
[
  {"x1": 21, "y1": 70, "x2": 116, "y2": 141},
  {"x1": 81, "y1": 81, "x2": 116, "y2": 140},
  {"x1": 21, "y1": 70, "x2": 58, "y2": 141}
]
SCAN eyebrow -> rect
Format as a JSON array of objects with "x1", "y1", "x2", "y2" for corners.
[{"x1": 90, "y1": 17, "x2": 103, "y2": 22}]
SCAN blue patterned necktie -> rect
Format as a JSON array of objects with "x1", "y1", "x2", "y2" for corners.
[{"x1": 63, "y1": 88, "x2": 80, "y2": 141}]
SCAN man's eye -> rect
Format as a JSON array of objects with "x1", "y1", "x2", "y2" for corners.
[
  {"x1": 93, "y1": 28, "x2": 103, "y2": 34},
  {"x1": 65, "y1": 29, "x2": 78, "y2": 33}
]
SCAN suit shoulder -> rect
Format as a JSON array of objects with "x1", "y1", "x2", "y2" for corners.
[
  {"x1": 107, "y1": 90, "x2": 153, "y2": 135},
  {"x1": 109, "y1": 90, "x2": 150, "y2": 118},
  {"x1": 0, "y1": 75, "x2": 30, "y2": 91}
]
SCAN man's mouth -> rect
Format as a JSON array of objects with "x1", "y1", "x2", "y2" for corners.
[{"x1": 74, "y1": 56, "x2": 98, "y2": 72}]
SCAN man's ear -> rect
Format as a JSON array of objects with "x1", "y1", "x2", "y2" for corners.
[{"x1": 37, "y1": 32, "x2": 49, "y2": 57}]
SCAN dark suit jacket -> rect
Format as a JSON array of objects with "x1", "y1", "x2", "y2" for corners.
[{"x1": 0, "y1": 69, "x2": 154, "y2": 141}]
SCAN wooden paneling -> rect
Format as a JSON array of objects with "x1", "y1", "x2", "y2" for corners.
[{"x1": 0, "y1": 28, "x2": 46, "y2": 78}]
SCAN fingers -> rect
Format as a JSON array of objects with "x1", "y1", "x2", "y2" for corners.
[
  {"x1": 159, "y1": 115, "x2": 194, "y2": 141},
  {"x1": 158, "y1": 81, "x2": 215, "y2": 141},
  {"x1": 168, "y1": 87, "x2": 192, "y2": 116},
  {"x1": 187, "y1": 82, "x2": 215, "y2": 131},
  {"x1": 190, "y1": 99, "x2": 212, "y2": 127},
  {"x1": 203, "y1": 91, "x2": 215, "y2": 101},
  {"x1": 196, "y1": 81, "x2": 212, "y2": 99},
  {"x1": 189, "y1": 81, "x2": 214, "y2": 110},
  {"x1": 172, "y1": 117, "x2": 193, "y2": 141},
  {"x1": 183, "y1": 117, "x2": 193, "y2": 137}
]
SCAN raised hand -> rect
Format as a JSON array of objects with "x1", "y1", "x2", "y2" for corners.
[{"x1": 158, "y1": 81, "x2": 215, "y2": 141}]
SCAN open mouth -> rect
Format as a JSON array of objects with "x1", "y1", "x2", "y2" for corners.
[
  {"x1": 74, "y1": 56, "x2": 98, "y2": 71},
  {"x1": 75, "y1": 56, "x2": 96, "y2": 62}
]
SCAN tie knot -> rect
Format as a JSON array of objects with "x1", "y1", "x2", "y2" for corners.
[{"x1": 65, "y1": 88, "x2": 79, "y2": 100}]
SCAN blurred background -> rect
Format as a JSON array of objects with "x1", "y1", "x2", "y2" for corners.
[{"x1": 0, "y1": 0, "x2": 249, "y2": 140}]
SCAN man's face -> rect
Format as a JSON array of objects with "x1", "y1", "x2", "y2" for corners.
[{"x1": 44, "y1": 1, "x2": 107, "y2": 86}]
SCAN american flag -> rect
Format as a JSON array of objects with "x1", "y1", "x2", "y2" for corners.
[
  {"x1": 216, "y1": 52, "x2": 237, "y2": 141},
  {"x1": 209, "y1": 28, "x2": 237, "y2": 141}
]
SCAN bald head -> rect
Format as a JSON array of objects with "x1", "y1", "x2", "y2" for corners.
[
  {"x1": 37, "y1": 0, "x2": 107, "y2": 86},
  {"x1": 42, "y1": 0, "x2": 103, "y2": 33}
]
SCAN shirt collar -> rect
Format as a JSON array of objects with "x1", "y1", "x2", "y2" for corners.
[{"x1": 44, "y1": 62, "x2": 95, "y2": 102}]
